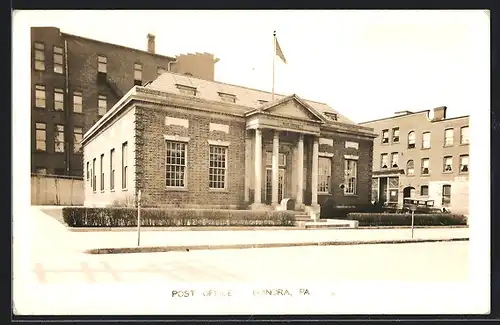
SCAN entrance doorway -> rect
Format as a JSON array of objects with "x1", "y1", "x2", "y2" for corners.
[{"x1": 265, "y1": 168, "x2": 285, "y2": 204}]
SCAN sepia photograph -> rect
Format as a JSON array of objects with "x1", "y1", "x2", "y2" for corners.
[{"x1": 12, "y1": 9, "x2": 490, "y2": 316}]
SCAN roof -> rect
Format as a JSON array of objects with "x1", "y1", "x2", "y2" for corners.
[{"x1": 147, "y1": 71, "x2": 357, "y2": 125}]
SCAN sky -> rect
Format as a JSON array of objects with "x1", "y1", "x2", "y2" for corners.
[{"x1": 14, "y1": 10, "x2": 489, "y2": 123}]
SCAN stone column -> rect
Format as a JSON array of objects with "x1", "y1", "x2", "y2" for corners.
[
  {"x1": 311, "y1": 136, "x2": 319, "y2": 206},
  {"x1": 272, "y1": 130, "x2": 279, "y2": 205},
  {"x1": 254, "y1": 128, "x2": 263, "y2": 204},
  {"x1": 244, "y1": 132, "x2": 252, "y2": 202},
  {"x1": 296, "y1": 134, "x2": 304, "y2": 205}
]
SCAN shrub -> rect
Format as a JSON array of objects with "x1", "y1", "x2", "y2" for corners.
[
  {"x1": 62, "y1": 207, "x2": 296, "y2": 227},
  {"x1": 346, "y1": 212, "x2": 467, "y2": 227}
]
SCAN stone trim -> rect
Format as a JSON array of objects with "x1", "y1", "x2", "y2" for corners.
[
  {"x1": 164, "y1": 135, "x2": 190, "y2": 142},
  {"x1": 207, "y1": 140, "x2": 230, "y2": 147},
  {"x1": 209, "y1": 123, "x2": 230, "y2": 134},
  {"x1": 345, "y1": 141, "x2": 359, "y2": 149},
  {"x1": 319, "y1": 152, "x2": 334, "y2": 158},
  {"x1": 319, "y1": 138, "x2": 334, "y2": 146},
  {"x1": 344, "y1": 154, "x2": 359, "y2": 160},
  {"x1": 165, "y1": 116, "x2": 189, "y2": 128}
]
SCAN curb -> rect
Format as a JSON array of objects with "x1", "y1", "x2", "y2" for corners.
[{"x1": 85, "y1": 237, "x2": 469, "y2": 254}]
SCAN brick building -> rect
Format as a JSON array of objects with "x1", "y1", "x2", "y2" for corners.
[
  {"x1": 31, "y1": 27, "x2": 218, "y2": 177},
  {"x1": 81, "y1": 72, "x2": 377, "y2": 212},
  {"x1": 360, "y1": 107, "x2": 469, "y2": 215}
]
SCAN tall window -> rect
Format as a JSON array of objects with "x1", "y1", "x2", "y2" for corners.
[
  {"x1": 35, "y1": 85, "x2": 46, "y2": 108},
  {"x1": 134, "y1": 63, "x2": 142, "y2": 85},
  {"x1": 422, "y1": 132, "x2": 431, "y2": 149},
  {"x1": 53, "y1": 46, "x2": 64, "y2": 74},
  {"x1": 420, "y1": 185, "x2": 429, "y2": 196},
  {"x1": 33, "y1": 42, "x2": 45, "y2": 71},
  {"x1": 380, "y1": 153, "x2": 388, "y2": 169},
  {"x1": 92, "y1": 158, "x2": 96, "y2": 192},
  {"x1": 100, "y1": 154, "x2": 105, "y2": 192},
  {"x1": 318, "y1": 157, "x2": 332, "y2": 193},
  {"x1": 98, "y1": 95, "x2": 107, "y2": 116},
  {"x1": 344, "y1": 159, "x2": 357, "y2": 195},
  {"x1": 209, "y1": 145, "x2": 228, "y2": 189},
  {"x1": 35, "y1": 123, "x2": 46, "y2": 151},
  {"x1": 443, "y1": 156, "x2": 453, "y2": 172},
  {"x1": 444, "y1": 128, "x2": 454, "y2": 147},
  {"x1": 392, "y1": 127, "x2": 400, "y2": 143},
  {"x1": 381, "y1": 129, "x2": 389, "y2": 144},
  {"x1": 388, "y1": 177, "x2": 399, "y2": 202},
  {"x1": 98, "y1": 55, "x2": 107, "y2": 73},
  {"x1": 460, "y1": 126, "x2": 469, "y2": 144},
  {"x1": 460, "y1": 155, "x2": 469, "y2": 173},
  {"x1": 110, "y1": 149, "x2": 115, "y2": 190},
  {"x1": 54, "y1": 125, "x2": 65, "y2": 152},
  {"x1": 442, "y1": 185, "x2": 451, "y2": 206},
  {"x1": 391, "y1": 152, "x2": 399, "y2": 168},
  {"x1": 54, "y1": 88, "x2": 64, "y2": 111},
  {"x1": 421, "y1": 158, "x2": 430, "y2": 175},
  {"x1": 122, "y1": 142, "x2": 128, "y2": 189},
  {"x1": 406, "y1": 160, "x2": 415, "y2": 176},
  {"x1": 157, "y1": 67, "x2": 166, "y2": 76},
  {"x1": 266, "y1": 152, "x2": 286, "y2": 166},
  {"x1": 86, "y1": 161, "x2": 89, "y2": 181},
  {"x1": 165, "y1": 141, "x2": 187, "y2": 188},
  {"x1": 73, "y1": 91, "x2": 83, "y2": 113},
  {"x1": 408, "y1": 131, "x2": 416, "y2": 149},
  {"x1": 73, "y1": 127, "x2": 83, "y2": 153},
  {"x1": 371, "y1": 178, "x2": 379, "y2": 202}
]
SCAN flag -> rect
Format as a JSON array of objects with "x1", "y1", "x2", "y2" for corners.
[{"x1": 275, "y1": 38, "x2": 287, "y2": 64}]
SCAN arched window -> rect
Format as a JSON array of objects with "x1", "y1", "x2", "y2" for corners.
[
  {"x1": 408, "y1": 131, "x2": 416, "y2": 149},
  {"x1": 406, "y1": 160, "x2": 415, "y2": 176}
]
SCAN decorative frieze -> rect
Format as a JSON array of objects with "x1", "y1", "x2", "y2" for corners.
[
  {"x1": 165, "y1": 116, "x2": 189, "y2": 128},
  {"x1": 209, "y1": 123, "x2": 230, "y2": 134}
]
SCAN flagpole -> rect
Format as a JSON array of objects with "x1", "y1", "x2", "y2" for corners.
[{"x1": 272, "y1": 30, "x2": 276, "y2": 101}]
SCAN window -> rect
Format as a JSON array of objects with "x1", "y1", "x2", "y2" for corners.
[
  {"x1": 54, "y1": 88, "x2": 64, "y2": 111},
  {"x1": 344, "y1": 159, "x2": 357, "y2": 195},
  {"x1": 444, "y1": 128, "x2": 454, "y2": 147},
  {"x1": 122, "y1": 142, "x2": 128, "y2": 189},
  {"x1": 34, "y1": 42, "x2": 45, "y2": 71},
  {"x1": 110, "y1": 149, "x2": 115, "y2": 190},
  {"x1": 381, "y1": 153, "x2": 388, "y2": 169},
  {"x1": 134, "y1": 63, "x2": 142, "y2": 84},
  {"x1": 35, "y1": 167, "x2": 47, "y2": 175},
  {"x1": 422, "y1": 132, "x2": 431, "y2": 149},
  {"x1": 86, "y1": 162, "x2": 89, "y2": 181},
  {"x1": 388, "y1": 177, "x2": 399, "y2": 202},
  {"x1": 406, "y1": 160, "x2": 414, "y2": 176},
  {"x1": 371, "y1": 178, "x2": 379, "y2": 202},
  {"x1": 460, "y1": 126, "x2": 469, "y2": 145},
  {"x1": 157, "y1": 67, "x2": 166, "y2": 76},
  {"x1": 421, "y1": 158, "x2": 430, "y2": 175},
  {"x1": 265, "y1": 152, "x2": 286, "y2": 166},
  {"x1": 218, "y1": 92, "x2": 236, "y2": 103},
  {"x1": 420, "y1": 185, "x2": 429, "y2": 196},
  {"x1": 54, "y1": 168, "x2": 65, "y2": 176},
  {"x1": 73, "y1": 91, "x2": 83, "y2": 113},
  {"x1": 98, "y1": 95, "x2": 107, "y2": 116},
  {"x1": 165, "y1": 141, "x2": 187, "y2": 188},
  {"x1": 392, "y1": 127, "x2": 400, "y2": 143},
  {"x1": 98, "y1": 55, "x2": 107, "y2": 73},
  {"x1": 53, "y1": 46, "x2": 64, "y2": 74},
  {"x1": 54, "y1": 125, "x2": 65, "y2": 152},
  {"x1": 176, "y1": 84, "x2": 197, "y2": 96},
  {"x1": 318, "y1": 157, "x2": 332, "y2": 193},
  {"x1": 34, "y1": 85, "x2": 46, "y2": 108},
  {"x1": 92, "y1": 158, "x2": 96, "y2": 192},
  {"x1": 35, "y1": 123, "x2": 46, "y2": 151},
  {"x1": 391, "y1": 152, "x2": 399, "y2": 168},
  {"x1": 100, "y1": 154, "x2": 105, "y2": 192},
  {"x1": 73, "y1": 127, "x2": 83, "y2": 153},
  {"x1": 443, "y1": 156, "x2": 453, "y2": 172},
  {"x1": 408, "y1": 131, "x2": 416, "y2": 149},
  {"x1": 381, "y1": 129, "x2": 389, "y2": 144},
  {"x1": 209, "y1": 145, "x2": 228, "y2": 189},
  {"x1": 442, "y1": 185, "x2": 451, "y2": 206},
  {"x1": 460, "y1": 155, "x2": 469, "y2": 173}
]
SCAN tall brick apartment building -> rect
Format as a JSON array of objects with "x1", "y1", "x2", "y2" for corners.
[
  {"x1": 360, "y1": 107, "x2": 469, "y2": 215},
  {"x1": 31, "y1": 27, "x2": 218, "y2": 177},
  {"x1": 81, "y1": 72, "x2": 377, "y2": 212}
]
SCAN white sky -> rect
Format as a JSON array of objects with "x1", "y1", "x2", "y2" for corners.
[{"x1": 15, "y1": 10, "x2": 488, "y2": 123}]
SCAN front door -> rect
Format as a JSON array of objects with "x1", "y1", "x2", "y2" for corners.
[{"x1": 265, "y1": 168, "x2": 285, "y2": 204}]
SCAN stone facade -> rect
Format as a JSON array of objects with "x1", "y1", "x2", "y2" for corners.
[
  {"x1": 82, "y1": 74, "x2": 377, "y2": 211},
  {"x1": 360, "y1": 107, "x2": 470, "y2": 215}
]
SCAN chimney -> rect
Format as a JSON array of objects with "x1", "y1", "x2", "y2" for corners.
[
  {"x1": 431, "y1": 106, "x2": 447, "y2": 121},
  {"x1": 147, "y1": 33, "x2": 155, "y2": 54}
]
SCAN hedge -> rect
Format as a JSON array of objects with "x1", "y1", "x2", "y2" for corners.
[
  {"x1": 321, "y1": 204, "x2": 384, "y2": 219},
  {"x1": 346, "y1": 213, "x2": 467, "y2": 227},
  {"x1": 62, "y1": 207, "x2": 296, "y2": 227}
]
